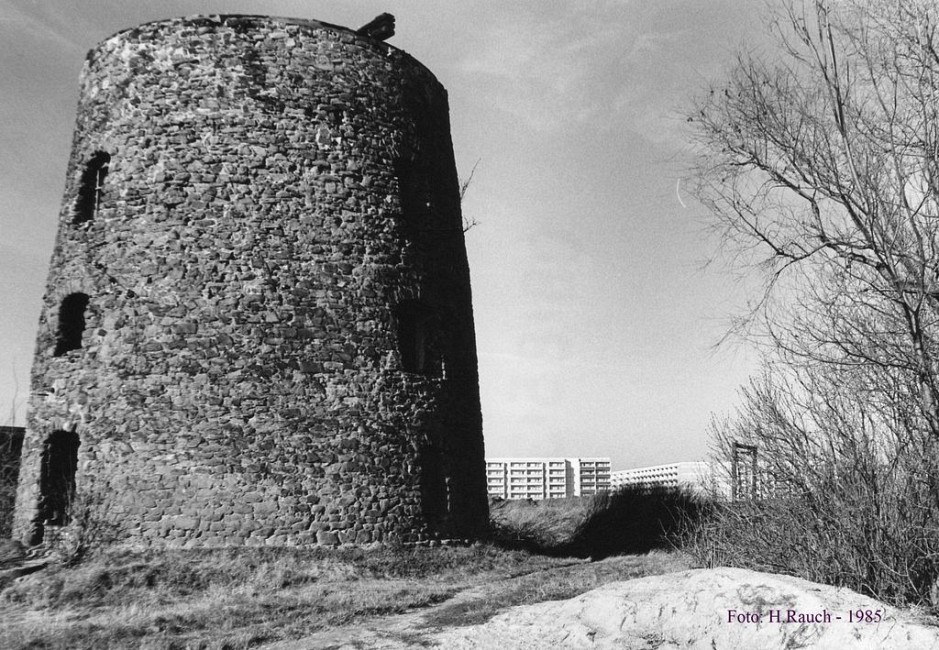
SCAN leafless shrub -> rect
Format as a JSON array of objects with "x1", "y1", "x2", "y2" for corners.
[
  {"x1": 488, "y1": 496, "x2": 592, "y2": 552},
  {"x1": 565, "y1": 487, "x2": 708, "y2": 559},
  {"x1": 682, "y1": 364, "x2": 939, "y2": 605},
  {"x1": 0, "y1": 430, "x2": 23, "y2": 539},
  {"x1": 685, "y1": 0, "x2": 939, "y2": 606},
  {"x1": 490, "y1": 489, "x2": 708, "y2": 559}
]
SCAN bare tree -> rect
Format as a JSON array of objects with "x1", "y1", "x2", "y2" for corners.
[
  {"x1": 683, "y1": 0, "x2": 939, "y2": 604},
  {"x1": 695, "y1": 359, "x2": 939, "y2": 603},
  {"x1": 460, "y1": 159, "x2": 481, "y2": 233},
  {"x1": 690, "y1": 0, "x2": 939, "y2": 437}
]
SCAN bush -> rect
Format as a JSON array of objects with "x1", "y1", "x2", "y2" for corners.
[
  {"x1": 490, "y1": 488, "x2": 708, "y2": 559},
  {"x1": 488, "y1": 496, "x2": 592, "y2": 552},
  {"x1": 683, "y1": 368, "x2": 939, "y2": 606},
  {"x1": 0, "y1": 428, "x2": 23, "y2": 538},
  {"x1": 684, "y1": 473, "x2": 939, "y2": 605},
  {"x1": 563, "y1": 486, "x2": 708, "y2": 559}
]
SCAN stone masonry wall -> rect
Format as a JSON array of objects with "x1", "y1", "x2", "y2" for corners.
[{"x1": 13, "y1": 15, "x2": 488, "y2": 548}]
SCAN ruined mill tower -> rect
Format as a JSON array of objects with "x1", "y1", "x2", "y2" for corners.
[{"x1": 13, "y1": 14, "x2": 488, "y2": 548}]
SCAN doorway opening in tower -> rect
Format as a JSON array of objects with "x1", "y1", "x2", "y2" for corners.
[
  {"x1": 34, "y1": 430, "x2": 80, "y2": 544},
  {"x1": 419, "y1": 445, "x2": 450, "y2": 530}
]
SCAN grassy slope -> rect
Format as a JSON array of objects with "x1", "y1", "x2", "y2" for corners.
[
  {"x1": 0, "y1": 492, "x2": 695, "y2": 649},
  {"x1": 1, "y1": 545, "x2": 558, "y2": 649},
  {"x1": 0, "y1": 545, "x2": 689, "y2": 649}
]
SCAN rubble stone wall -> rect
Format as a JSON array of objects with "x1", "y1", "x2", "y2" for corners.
[{"x1": 13, "y1": 15, "x2": 487, "y2": 548}]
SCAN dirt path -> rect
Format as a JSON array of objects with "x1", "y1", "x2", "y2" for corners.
[
  {"x1": 260, "y1": 560, "x2": 587, "y2": 649},
  {"x1": 260, "y1": 554, "x2": 690, "y2": 649}
]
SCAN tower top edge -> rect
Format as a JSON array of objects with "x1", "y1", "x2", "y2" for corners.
[
  {"x1": 97, "y1": 14, "x2": 351, "y2": 42},
  {"x1": 87, "y1": 14, "x2": 439, "y2": 84}
]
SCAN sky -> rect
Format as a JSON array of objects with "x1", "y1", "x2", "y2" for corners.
[{"x1": 0, "y1": 0, "x2": 769, "y2": 471}]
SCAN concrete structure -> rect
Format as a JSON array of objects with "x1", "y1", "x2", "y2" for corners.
[
  {"x1": 611, "y1": 462, "x2": 716, "y2": 495},
  {"x1": 486, "y1": 458, "x2": 611, "y2": 500},
  {"x1": 571, "y1": 457, "x2": 611, "y2": 496},
  {"x1": 13, "y1": 14, "x2": 487, "y2": 549}
]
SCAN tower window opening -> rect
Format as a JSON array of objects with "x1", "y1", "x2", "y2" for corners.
[
  {"x1": 73, "y1": 151, "x2": 111, "y2": 225},
  {"x1": 395, "y1": 301, "x2": 433, "y2": 374},
  {"x1": 394, "y1": 158, "x2": 432, "y2": 224},
  {"x1": 53, "y1": 293, "x2": 89, "y2": 357},
  {"x1": 419, "y1": 445, "x2": 449, "y2": 530},
  {"x1": 38, "y1": 430, "x2": 80, "y2": 528}
]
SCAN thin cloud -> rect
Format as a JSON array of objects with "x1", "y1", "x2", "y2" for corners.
[
  {"x1": 457, "y1": 6, "x2": 636, "y2": 132},
  {"x1": 0, "y1": 1, "x2": 86, "y2": 52},
  {"x1": 456, "y1": 0, "x2": 754, "y2": 145}
]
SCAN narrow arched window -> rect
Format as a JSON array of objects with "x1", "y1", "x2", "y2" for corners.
[
  {"x1": 53, "y1": 293, "x2": 89, "y2": 357},
  {"x1": 73, "y1": 151, "x2": 111, "y2": 225}
]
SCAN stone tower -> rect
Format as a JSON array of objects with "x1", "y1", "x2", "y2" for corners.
[{"x1": 13, "y1": 15, "x2": 488, "y2": 548}]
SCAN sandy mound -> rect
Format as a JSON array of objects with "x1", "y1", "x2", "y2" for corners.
[{"x1": 429, "y1": 567, "x2": 939, "y2": 649}]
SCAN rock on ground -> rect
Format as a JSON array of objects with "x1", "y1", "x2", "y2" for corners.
[
  {"x1": 0, "y1": 539, "x2": 24, "y2": 564},
  {"x1": 427, "y1": 567, "x2": 939, "y2": 649}
]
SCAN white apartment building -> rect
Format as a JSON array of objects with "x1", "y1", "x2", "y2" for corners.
[
  {"x1": 610, "y1": 461, "x2": 723, "y2": 496},
  {"x1": 486, "y1": 457, "x2": 611, "y2": 500},
  {"x1": 570, "y1": 457, "x2": 612, "y2": 496}
]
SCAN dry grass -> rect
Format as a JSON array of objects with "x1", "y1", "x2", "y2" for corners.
[
  {"x1": 488, "y1": 496, "x2": 592, "y2": 550},
  {"x1": 0, "y1": 491, "x2": 705, "y2": 648},
  {"x1": 0, "y1": 544, "x2": 574, "y2": 649}
]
